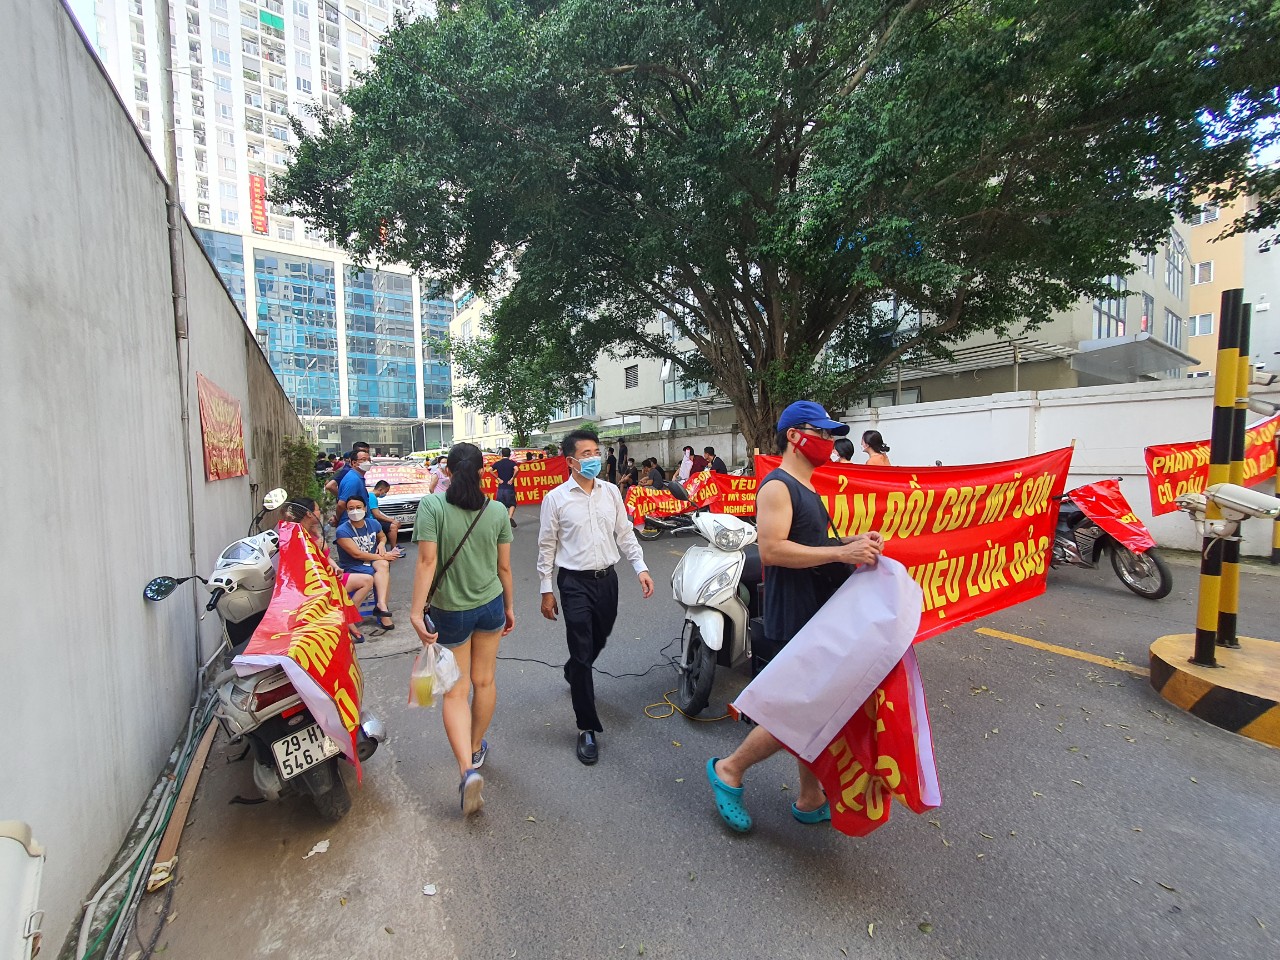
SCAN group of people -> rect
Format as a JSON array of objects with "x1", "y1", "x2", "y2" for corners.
[{"x1": 389, "y1": 400, "x2": 890, "y2": 835}]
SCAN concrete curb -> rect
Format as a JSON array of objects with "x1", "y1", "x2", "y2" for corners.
[{"x1": 1149, "y1": 634, "x2": 1280, "y2": 748}]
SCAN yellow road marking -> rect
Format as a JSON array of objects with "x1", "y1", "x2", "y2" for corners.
[{"x1": 974, "y1": 627, "x2": 1149, "y2": 678}]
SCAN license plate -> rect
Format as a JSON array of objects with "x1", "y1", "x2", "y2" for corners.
[{"x1": 271, "y1": 723, "x2": 342, "y2": 780}]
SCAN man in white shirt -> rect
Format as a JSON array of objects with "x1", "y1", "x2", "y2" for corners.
[{"x1": 538, "y1": 429, "x2": 655, "y2": 764}]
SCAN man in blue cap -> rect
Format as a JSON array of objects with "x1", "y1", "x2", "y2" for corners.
[{"x1": 705, "y1": 400, "x2": 885, "y2": 833}]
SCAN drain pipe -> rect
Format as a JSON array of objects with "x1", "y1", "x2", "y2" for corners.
[{"x1": 156, "y1": 1, "x2": 203, "y2": 699}]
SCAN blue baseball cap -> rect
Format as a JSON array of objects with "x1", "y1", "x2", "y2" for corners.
[{"x1": 777, "y1": 400, "x2": 849, "y2": 435}]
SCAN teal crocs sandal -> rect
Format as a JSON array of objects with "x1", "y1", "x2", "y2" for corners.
[
  {"x1": 791, "y1": 800, "x2": 831, "y2": 824},
  {"x1": 706, "y1": 758, "x2": 752, "y2": 833}
]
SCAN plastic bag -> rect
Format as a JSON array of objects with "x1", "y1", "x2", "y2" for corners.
[{"x1": 408, "y1": 644, "x2": 461, "y2": 708}]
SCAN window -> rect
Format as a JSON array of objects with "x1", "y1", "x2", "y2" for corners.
[
  {"x1": 272, "y1": 150, "x2": 290, "y2": 166},
  {"x1": 297, "y1": 50, "x2": 312, "y2": 68},
  {"x1": 211, "y1": 48, "x2": 231, "y2": 67},
  {"x1": 624, "y1": 364, "x2": 639, "y2": 389},
  {"x1": 219, "y1": 181, "x2": 238, "y2": 199},
  {"x1": 221, "y1": 156, "x2": 237, "y2": 173},
  {"x1": 296, "y1": 77, "x2": 312, "y2": 93},
  {"x1": 294, "y1": 1, "x2": 310, "y2": 15},
  {"x1": 220, "y1": 209, "x2": 239, "y2": 226},
  {"x1": 1191, "y1": 203, "x2": 1220, "y2": 226},
  {"x1": 211, "y1": 0, "x2": 228, "y2": 14},
  {"x1": 213, "y1": 21, "x2": 229, "y2": 39},
  {"x1": 277, "y1": 224, "x2": 295, "y2": 240},
  {"x1": 1144, "y1": 251, "x2": 1156, "y2": 276},
  {"x1": 1092, "y1": 274, "x2": 1127, "y2": 339},
  {"x1": 268, "y1": 123, "x2": 289, "y2": 141},
  {"x1": 132, "y1": 47, "x2": 146, "y2": 71},
  {"x1": 219, "y1": 103, "x2": 233, "y2": 120},
  {"x1": 1164, "y1": 309, "x2": 1184, "y2": 350},
  {"x1": 218, "y1": 130, "x2": 234, "y2": 145},
  {"x1": 1192, "y1": 261, "x2": 1214, "y2": 285},
  {"x1": 1189, "y1": 313, "x2": 1214, "y2": 337},
  {"x1": 214, "y1": 74, "x2": 232, "y2": 92},
  {"x1": 1165, "y1": 242, "x2": 1185, "y2": 299},
  {"x1": 133, "y1": 78, "x2": 149, "y2": 102}
]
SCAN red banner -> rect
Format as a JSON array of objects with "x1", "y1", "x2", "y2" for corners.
[
  {"x1": 480, "y1": 455, "x2": 570, "y2": 505},
  {"x1": 195, "y1": 373, "x2": 248, "y2": 481},
  {"x1": 708, "y1": 472, "x2": 759, "y2": 517},
  {"x1": 623, "y1": 470, "x2": 721, "y2": 525},
  {"x1": 249, "y1": 173, "x2": 268, "y2": 235},
  {"x1": 1067, "y1": 480, "x2": 1156, "y2": 551},
  {"x1": 366, "y1": 461, "x2": 433, "y2": 496},
  {"x1": 754, "y1": 449, "x2": 1074, "y2": 642},
  {"x1": 805, "y1": 649, "x2": 939, "y2": 837},
  {"x1": 1144, "y1": 414, "x2": 1280, "y2": 515},
  {"x1": 239, "y1": 523, "x2": 364, "y2": 770}
]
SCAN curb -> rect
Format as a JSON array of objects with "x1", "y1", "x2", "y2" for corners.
[{"x1": 1149, "y1": 634, "x2": 1280, "y2": 748}]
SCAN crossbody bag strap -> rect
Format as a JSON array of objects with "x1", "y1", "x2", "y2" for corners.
[{"x1": 425, "y1": 500, "x2": 488, "y2": 609}]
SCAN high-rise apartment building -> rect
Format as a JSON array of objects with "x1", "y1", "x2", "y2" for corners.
[{"x1": 78, "y1": 0, "x2": 454, "y2": 454}]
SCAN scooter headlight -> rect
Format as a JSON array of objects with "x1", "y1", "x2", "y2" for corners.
[
  {"x1": 697, "y1": 568, "x2": 736, "y2": 604},
  {"x1": 712, "y1": 521, "x2": 747, "y2": 552}
]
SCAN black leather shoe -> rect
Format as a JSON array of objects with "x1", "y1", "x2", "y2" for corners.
[{"x1": 576, "y1": 731, "x2": 599, "y2": 765}]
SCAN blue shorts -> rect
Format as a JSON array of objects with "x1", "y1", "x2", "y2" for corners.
[
  {"x1": 429, "y1": 594, "x2": 505, "y2": 647},
  {"x1": 341, "y1": 563, "x2": 375, "y2": 576}
]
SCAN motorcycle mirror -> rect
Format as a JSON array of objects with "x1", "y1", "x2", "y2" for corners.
[
  {"x1": 143, "y1": 576, "x2": 183, "y2": 602},
  {"x1": 262, "y1": 488, "x2": 288, "y2": 511}
]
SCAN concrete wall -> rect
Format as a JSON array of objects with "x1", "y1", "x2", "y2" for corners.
[{"x1": 0, "y1": 2, "x2": 303, "y2": 950}]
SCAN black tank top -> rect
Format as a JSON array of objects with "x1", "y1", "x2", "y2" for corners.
[{"x1": 761, "y1": 468, "x2": 840, "y2": 647}]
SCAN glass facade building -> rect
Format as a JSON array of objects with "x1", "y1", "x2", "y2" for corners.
[
  {"x1": 193, "y1": 228, "x2": 247, "y2": 318},
  {"x1": 344, "y1": 266, "x2": 416, "y2": 418},
  {"x1": 420, "y1": 287, "x2": 454, "y2": 422},
  {"x1": 254, "y1": 251, "x2": 341, "y2": 418}
]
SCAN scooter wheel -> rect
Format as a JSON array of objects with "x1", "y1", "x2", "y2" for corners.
[
  {"x1": 1110, "y1": 545, "x2": 1173, "y2": 600},
  {"x1": 307, "y1": 760, "x2": 353, "y2": 822},
  {"x1": 636, "y1": 522, "x2": 663, "y2": 541},
  {"x1": 675, "y1": 625, "x2": 717, "y2": 717}
]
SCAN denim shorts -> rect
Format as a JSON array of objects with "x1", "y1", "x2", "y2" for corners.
[{"x1": 429, "y1": 593, "x2": 505, "y2": 647}]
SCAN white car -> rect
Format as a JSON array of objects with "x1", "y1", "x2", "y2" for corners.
[{"x1": 366, "y1": 458, "x2": 434, "y2": 539}]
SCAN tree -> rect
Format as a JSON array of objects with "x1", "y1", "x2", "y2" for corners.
[
  {"x1": 447, "y1": 322, "x2": 593, "y2": 446},
  {"x1": 276, "y1": 0, "x2": 1280, "y2": 449}
]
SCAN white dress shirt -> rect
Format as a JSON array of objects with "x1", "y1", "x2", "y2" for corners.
[{"x1": 537, "y1": 477, "x2": 648, "y2": 593}]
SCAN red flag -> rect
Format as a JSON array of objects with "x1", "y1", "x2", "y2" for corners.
[
  {"x1": 236, "y1": 523, "x2": 364, "y2": 772},
  {"x1": 1066, "y1": 479, "x2": 1156, "y2": 551}
]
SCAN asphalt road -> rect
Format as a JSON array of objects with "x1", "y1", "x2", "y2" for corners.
[{"x1": 155, "y1": 513, "x2": 1280, "y2": 960}]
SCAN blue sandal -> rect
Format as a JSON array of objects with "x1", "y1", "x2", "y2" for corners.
[
  {"x1": 791, "y1": 801, "x2": 831, "y2": 824},
  {"x1": 706, "y1": 758, "x2": 752, "y2": 833}
]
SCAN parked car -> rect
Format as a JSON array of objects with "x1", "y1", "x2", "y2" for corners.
[{"x1": 365, "y1": 458, "x2": 434, "y2": 539}]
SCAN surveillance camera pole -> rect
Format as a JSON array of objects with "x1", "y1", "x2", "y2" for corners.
[
  {"x1": 1191, "y1": 288, "x2": 1243, "y2": 666},
  {"x1": 1217, "y1": 304, "x2": 1252, "y2": 649}
]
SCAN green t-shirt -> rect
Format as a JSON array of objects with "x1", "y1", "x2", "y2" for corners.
[{"x1": 413, "y1": 494, "x2": 513, "y2": 611}]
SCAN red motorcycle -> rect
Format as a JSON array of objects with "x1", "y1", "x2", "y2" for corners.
[{"x1": 1051, "y1": 479, "x2": 1173, "y2": 600}]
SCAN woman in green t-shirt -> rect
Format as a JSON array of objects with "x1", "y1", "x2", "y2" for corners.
[{"x1": 410, "y1": 443, "x2": 515, "y2": 816}]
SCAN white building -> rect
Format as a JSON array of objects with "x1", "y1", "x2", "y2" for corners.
[{"x1": 76, "y1": 0, "x2": 456, "y2": 454}]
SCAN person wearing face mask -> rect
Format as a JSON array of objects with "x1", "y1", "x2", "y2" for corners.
[
  {"x1": 281, "y1": 498, "x2": 372, "y2": 642},
  {"x1": 336, "y1": 449, "x2": 374, "y2": 524},
  {"x1": 705, "y1": 400, "x2": 884, "y2": 833},
  {"x1": 676, "y1": 445, "x2": 695, "y2": 482},
  {"x1": 325, "y1": 442, "x2": 370, "y2": 497},
  {"x1": 335, "y1": 496, "x2": 399, "y2": 630},
  {"x1": 537, "y1": 429, "x2": 655, "y2": 765},
  {"x1": 831, "y1": 437, "x2": 857, "y2": 464}
]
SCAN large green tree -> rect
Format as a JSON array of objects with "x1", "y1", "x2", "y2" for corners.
[{"x1": 277, "y1": 0, "x2": 1279, "y2": 448}]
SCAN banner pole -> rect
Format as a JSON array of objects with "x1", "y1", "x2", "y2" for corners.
[
  {"x1": 1191, "y1": 289, "x2": 1243, "y2": 666},
  {"x1": 1217, "y1": 304, "x2": 1251, "y2": 648}
]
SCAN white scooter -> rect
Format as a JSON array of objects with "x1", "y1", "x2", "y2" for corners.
[
  {"x1": 144, "y1": 489, "x2": 385, "y2": 821},
  {"x1": 669, "y1": 480, "x2": 763, "y2": 716}
]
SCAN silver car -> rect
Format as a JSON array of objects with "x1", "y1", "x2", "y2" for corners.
[{"x1": 366, "y1": 458, "x2": 435, "y2": 540}]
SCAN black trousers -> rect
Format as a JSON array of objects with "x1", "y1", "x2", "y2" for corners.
[{"x1": 557, "y1": 567, "x2": 619, "y2": 733}]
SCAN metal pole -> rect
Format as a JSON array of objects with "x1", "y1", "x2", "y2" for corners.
[
  {"x1": 1218, "y1": 304, "x2": 1251, "y2": 648},
  {"x1": 1191, "y1": 289, "x2": 1243, "y2": 666}
]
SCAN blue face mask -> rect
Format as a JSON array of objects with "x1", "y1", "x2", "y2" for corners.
[{"x1": 576, "y1": 456, "x2": 602, "y2": 480}]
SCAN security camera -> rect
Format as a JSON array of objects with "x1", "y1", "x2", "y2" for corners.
[
  {"x1": 1204, "y1": 483, "x2": 1280, "y2": 522},
  {"x1": 1175, "y1": 491, "x2": 1207, "y2": 522}
]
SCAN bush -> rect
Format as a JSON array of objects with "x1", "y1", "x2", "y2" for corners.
[{"x1": 280, "y1": 435, "x2": 325, "y2": 503}]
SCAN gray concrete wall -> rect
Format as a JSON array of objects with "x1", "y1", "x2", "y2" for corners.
[{"x1": 0, "y1": 2, "x2": 302, "y2": 949}]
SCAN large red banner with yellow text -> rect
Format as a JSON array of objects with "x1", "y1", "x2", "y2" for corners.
[
  {"x1": 249, "y1": 174, "x2": 268, "y2": 235},
  {"x1": 708, "y1": 472, "x2": 759, "y2": 517},
  {"x1": 624, "y1": 470, "x2": 722, "y2": 525},
  {"x1": 195, "y1": 373, "x2": 248, "y2": 481},
  {"x1": 237, "y1": 523, "x2": 364, "y2": 771},
  {"x1": 480, "y1": 455, "x2": 570, "y2": 505},
  {"x1": 754, "y1": 449, "x2": 1074, "y2": 642},
  {"x1": 1144, "y1": 414, "x2": 1280, "y2": 515}
]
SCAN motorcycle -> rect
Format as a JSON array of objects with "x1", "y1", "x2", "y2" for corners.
[
  {"x1": 143, "y1": 489, "x2": 386, "y2": 821},
  {"x1": 669, "y1": 482, "x2": 764, "y2": 716},
  {"x1": 1051, "y1": 478, "x2": 1173, "y2": 600},
  {"x1": 636, "y1": 474, "x2": 731, "y2": 541}
]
